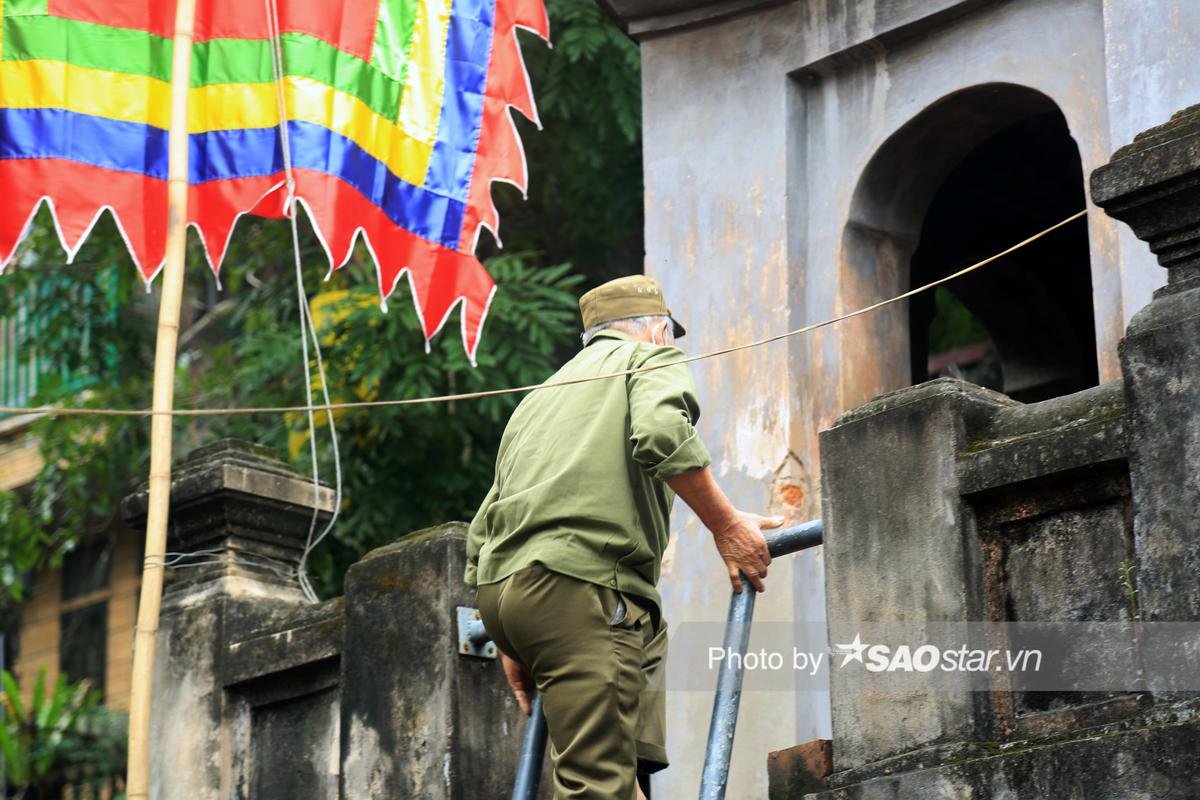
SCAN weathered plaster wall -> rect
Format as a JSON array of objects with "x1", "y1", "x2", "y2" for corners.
[
  {"x1": 1101, "y1": 0, "x2": 1200, "y2": 326},
  {"x1": 638, "y1": 1, "x2": 1200, "y2": 797},
  {"x1": 643, "y1": 9, "x2": 823, "y2": 797}
]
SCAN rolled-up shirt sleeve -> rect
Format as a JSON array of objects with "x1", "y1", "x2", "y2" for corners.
[{"x1": 628, "y1": 346, "x2": 713, "y2": 480}]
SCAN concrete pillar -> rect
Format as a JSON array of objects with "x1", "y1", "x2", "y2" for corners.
[
  {"x1": 818, "y1": 379, "x2": 1015, "y2": 771},
  {"x1": 338, "y1": 524, "x2": 538, "y2": 799},
  {"x1": 120, "y1": 439, "x2": 334, "y2": 800},
  {"x1": 1091, "y1": 104, "x2": 1200, "y2": 621}
]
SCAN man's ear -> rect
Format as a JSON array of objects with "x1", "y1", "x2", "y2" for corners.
[
  {"x1": 661, "y1": 319, "x2": 675, "y2": 346},
  {"x1": 656, "y1": 319, "x2": 670, "y2": 346}
]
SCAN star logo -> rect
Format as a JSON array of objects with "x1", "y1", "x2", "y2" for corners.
[{"x1": 832, "y1": 633, "x2": 867, "y2": 667}]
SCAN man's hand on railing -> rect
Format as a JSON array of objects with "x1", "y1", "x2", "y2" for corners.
[
  {"x1": 501, "y1": 652, "x2": 535, "y2": 716},
  {"x1": 665, "y1": 466, "x2": 781, "y2": 593},
  {"x1": 713, "y1": 512, "x2": 780, "y2": 593}
]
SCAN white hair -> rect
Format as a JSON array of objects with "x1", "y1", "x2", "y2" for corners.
[{"x1": 581, "y1": 314, "x2": 672, "y2": 347}]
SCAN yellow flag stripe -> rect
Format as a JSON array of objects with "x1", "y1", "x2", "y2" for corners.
[
  {"x1": 397, "y1": 0, "x2": 451, "y2": 142},
  {"x1": 0, "y1": 60, "x2": 436, "y2": 186}
]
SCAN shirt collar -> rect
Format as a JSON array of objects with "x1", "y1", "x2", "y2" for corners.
[{"x1": 586, "y1": 329, "x2": 634, "y2": 346}]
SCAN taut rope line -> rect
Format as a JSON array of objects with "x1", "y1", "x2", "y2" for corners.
[{"x1": 0, "y1": 209, "x2": 1087, "y2": 419}]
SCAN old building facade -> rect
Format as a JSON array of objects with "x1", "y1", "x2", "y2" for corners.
[{"x1": 598, "y1": 1, "x2": 1200, "y2": 796}]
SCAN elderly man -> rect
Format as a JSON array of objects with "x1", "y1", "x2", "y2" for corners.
[{"x1": 466, "y1": 275, "x2": 780, "y2": 799}]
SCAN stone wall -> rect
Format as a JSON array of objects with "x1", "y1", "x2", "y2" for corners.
[
  {"x1": 125, "y1": 440, "x2": 546, "y2": 800},
  {"x1": 768, "y1": 105, "x2": 1200, "y2": 799}
]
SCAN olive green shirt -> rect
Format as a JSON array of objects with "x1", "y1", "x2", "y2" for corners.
[{"x1": 464, "y1": 330, "x2": 712, "y2": 618}]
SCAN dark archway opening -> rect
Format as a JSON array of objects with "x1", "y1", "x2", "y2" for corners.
[{"x1": 909, "y1": 111, "x2": 1097, "y2": 402}]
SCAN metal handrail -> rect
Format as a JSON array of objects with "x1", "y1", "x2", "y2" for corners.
[
  {"x1": 511, "y1": 694, "x2": 548, "y2": 800},
  {"x1": 698, "y1": 518, "x2": 824, "y2": 800},
  {"x1": 495, "y1": 518, "x2": 825, "y2": 800}
]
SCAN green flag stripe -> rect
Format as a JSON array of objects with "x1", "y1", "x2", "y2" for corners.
[
  {"x1": 372, "y1": 0, "x2": 420, "y2": 84},
  {"x1": 1, "y1": 14, "x2": 407, "y2": 120},
  {"x1": 2, "y1": 14, "x2": 170, "y2": 79},
  {"x1": 4, "y1": 0, "x2": 49, "y2": 16},
  {"x1": 200, "y1": 35, "x2": 402, "y2": 118}
]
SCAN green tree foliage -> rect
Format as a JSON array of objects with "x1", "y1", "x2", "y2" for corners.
[
  {"x1": 0, "y1": 218, "x2": 156, "y2": 605},
  {"x1": 484, "y1": 0, "x2": 643, "y2": 284},
  {"x1": 0, "y1": 2, "x2": 641, "y2": 601},
  {"x1": 191, "y1": 247, "x2": 583, "y2": 596}
]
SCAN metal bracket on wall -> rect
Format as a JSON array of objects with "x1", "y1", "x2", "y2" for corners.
[{"x1": 456, "y1": 606, "x2": 497, "y2": 659}]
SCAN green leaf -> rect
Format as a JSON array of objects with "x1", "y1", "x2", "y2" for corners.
[{"x1": 2, "y1": 670, "x2": 26, "y2": 727}]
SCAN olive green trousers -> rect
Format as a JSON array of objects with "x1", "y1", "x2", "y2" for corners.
[{"x1": 477, "y1": 562, "x2": 668, "y2": 800}]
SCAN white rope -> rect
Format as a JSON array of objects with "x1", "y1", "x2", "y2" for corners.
[
  {"x1": 147, "y1": 548, "x2": 298, "y2": 570},
  {"x1": 265, "y1": 0, "x2": 343, "y2": 603},
  {"x1": 294, "y1": 254, "x2": 344, "y2": 602},
  {"x1": 263, "y1": 0, "x2": 294, "y2": 203},
  {"x1": 168, "y1": 556, "x2": 295, "y2": 580},
  {"x1": 0, "y1": 209, "x2": 1089, "y2": 420}
]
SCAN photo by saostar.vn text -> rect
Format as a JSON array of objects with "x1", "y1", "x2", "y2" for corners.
[
  {"x1": 706, "y1": 633, "x2": 1042, "y2": 676},
  {"x1": 687, "y1": 619, "x2": 1200, "y2": 692}
]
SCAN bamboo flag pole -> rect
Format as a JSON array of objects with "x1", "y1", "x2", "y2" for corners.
[{"x1": 125, "y1": 0, "x2": 197, "y2": 795}]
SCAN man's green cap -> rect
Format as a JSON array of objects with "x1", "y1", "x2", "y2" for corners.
[{"x1": 579, "y1": 275, "x2": 686, "y2": 338}]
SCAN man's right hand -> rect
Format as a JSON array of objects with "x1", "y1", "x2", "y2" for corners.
[
  {"x1": 665, "y1": 467, "x2": 782, "y2": 593},
  {"x1": 713, "y1": 512, "x2": 780, "y2": 593},
  {"x1": 501, "y1": 652, "x2": 535, "y2": 716}
]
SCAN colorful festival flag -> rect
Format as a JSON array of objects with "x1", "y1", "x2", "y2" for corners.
[{"x1": 0, "y1": 0, "x2": 548, "y2": 358}]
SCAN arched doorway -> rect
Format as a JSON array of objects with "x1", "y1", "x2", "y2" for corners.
[{"x1": 840, "y1": 84, "x2": 1097, "y2": 404}]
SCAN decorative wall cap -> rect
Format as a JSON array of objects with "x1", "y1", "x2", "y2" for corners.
[
  {"x1": 1090, "y1": 104, "x2": 1200, "y2": 278},
  {"x1": 120, "y1": 438, "x2": 334, "y2": 523}
]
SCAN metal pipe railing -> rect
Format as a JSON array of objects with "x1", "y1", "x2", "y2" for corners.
[
  {"x1": 698, "y1": 518, "x2": 824, "y2": 800},
  {"x1": 484, "y1": 517, "x2": 824, "y2": 800},
  {"x1": 511, "y1": 694, "x2": 549, "y2": 800}
]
